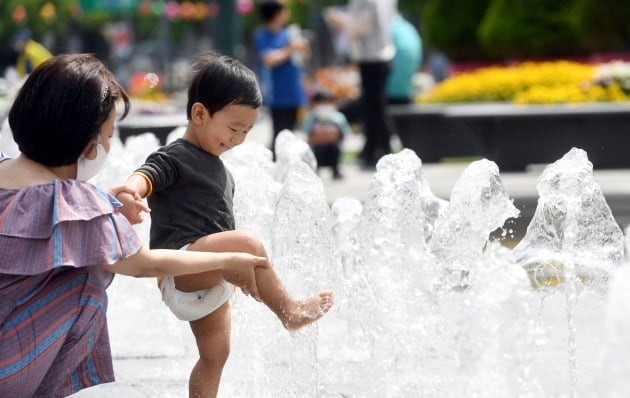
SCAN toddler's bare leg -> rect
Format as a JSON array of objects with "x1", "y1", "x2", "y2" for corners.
[
  {"x1": 188, "y1": 301, "x2": 231, "y2": 398},
  {"x1": 183, "y1": 230, "x2": 334, "y2": 330}
]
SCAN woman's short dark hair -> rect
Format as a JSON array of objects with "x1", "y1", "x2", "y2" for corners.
[
  {"x1": 8, "y1": 53, "x2": 129, "y2": 167},
  {"x1": 186, "y1": 52, "x2": 262, "y2": 119},
  {"x1": 258, "y1": 1, "x2": 285, "y2": 23}
]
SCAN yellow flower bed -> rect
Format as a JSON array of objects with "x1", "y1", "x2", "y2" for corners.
[
  {"x1": 418, "y1": 61, "x2": 630, "y2": 104},
  {"x1": 513, "y1": 81, "x2": 629, "y2": 104}
]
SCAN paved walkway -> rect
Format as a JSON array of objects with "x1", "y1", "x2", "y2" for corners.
[{"x1": 72, "y1": 111, "x2": 630, "y2": 397}]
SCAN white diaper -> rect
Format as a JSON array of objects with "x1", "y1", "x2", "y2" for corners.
[
  {"x1": 159, "y1": 245, "x2": 233, "y2": 321},
  {"x1": 159, "y1": 277, "x2": 233, "y2": 321}
]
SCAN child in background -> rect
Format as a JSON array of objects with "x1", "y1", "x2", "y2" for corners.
[
  {"x1": 116, "y1": 52, "x2": 334, "y2": 398},
  {"x1": 301, "y1": 90, "x2": 352, "y2": 179}
]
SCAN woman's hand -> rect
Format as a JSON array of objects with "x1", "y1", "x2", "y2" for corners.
[{"x1": 222, "y1": 253, "x2": 270, "y2": 302}]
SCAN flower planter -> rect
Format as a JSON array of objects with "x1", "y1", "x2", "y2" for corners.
[{"x1": 389, "y1": 102, "x2": 630, "y2": 170}]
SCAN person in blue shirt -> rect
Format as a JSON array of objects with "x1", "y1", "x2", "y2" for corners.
[
  {"x1": 387, "y1": 13, "x2": 422, "y2": 105},
  {"x1": 254, "y1": 0, "x2": 309, "y2": 158}
]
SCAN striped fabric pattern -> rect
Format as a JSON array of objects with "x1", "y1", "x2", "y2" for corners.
[
  {"x1": 0, "y1": 164, "x2": 143, "y2": 396},
  {"x1": 0, "y1": 268, "x2": 114, "y2": 397},
  {"x1": 0, "y1": 179, "x2": 141, "y2": 274}
]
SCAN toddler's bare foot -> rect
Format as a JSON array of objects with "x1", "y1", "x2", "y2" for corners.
[{"x1": 282, "y1": 291, "x2": 334, "y2": 331}]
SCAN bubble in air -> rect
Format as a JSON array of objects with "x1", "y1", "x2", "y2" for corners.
[{"x1": 144, "y1": 72, "x2": 159, "y2": 88}]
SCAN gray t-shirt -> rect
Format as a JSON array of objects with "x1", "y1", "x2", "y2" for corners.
[{"x1": 135, "y1": 139, "x2": 235, "y2": 250}]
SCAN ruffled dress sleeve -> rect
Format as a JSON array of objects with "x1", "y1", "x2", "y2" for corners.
[{"x1": 0, "y1": 179, "x2": 143, "y2": 275}]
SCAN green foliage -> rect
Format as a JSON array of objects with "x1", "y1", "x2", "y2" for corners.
[
  {"x1": 0, "y1": 0, "x2": 76, "y2": 42},
  {"x1": 133, "y1": 14, "x2": 160, "y2": 39},
  {"x1": 74, "y1": 11, "x2": 114, "y2": 30},
  {"x1": 418, "y1": 0, "x2": 630, "y2": 60},
  {"x1": 478, "y1": 0, "x2": 583, "y2": 58},
  {"x1": 398, "y1": 0, "x2": 428, "y2": 28},
  {"x1": 421, "y1": 0, "x2": 491, "y2": 60},
  {"x1": 575, "y1": 0, "x2": 630, "y2": 52}
]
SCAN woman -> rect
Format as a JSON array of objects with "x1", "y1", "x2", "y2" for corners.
[{"x1": 0, "y1": 54, "x2": 269, "y2": 397}]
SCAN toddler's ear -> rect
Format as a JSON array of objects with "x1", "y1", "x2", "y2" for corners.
[{"x1": 191, "y1": 102, "x2": 208, "y2": 124}]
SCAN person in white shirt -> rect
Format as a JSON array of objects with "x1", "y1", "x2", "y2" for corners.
[{"x1": 327, "y1": 0, "x2": 398, "y2": 169}]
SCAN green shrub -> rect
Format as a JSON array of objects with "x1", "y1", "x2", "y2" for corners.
[
  {"x1": 478, "y1": 0, "x2": 583, "y2": 58},
  {"x1": 421, "y1": 0, "x2": 491, "y2": 61},
  {"x1": 398, "y1": 0, "x2": 428, "y2": 29},
  {"x1": 575, "y1": 0, "x2": 630, "y2": 52}
]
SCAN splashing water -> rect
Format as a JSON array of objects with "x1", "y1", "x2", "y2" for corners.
[
  {"x1": 514, "y1": 148, "x2": 623, "y2": 285},
  {"x1": 430, "y1": 158, "x2": 520, "y2": 290},
  {"x1": 512, "y1": 148, "x2": 624, "y2": 398},
  {"x1": 3, "y1": 122, "x2": 627, "y2": 397}
]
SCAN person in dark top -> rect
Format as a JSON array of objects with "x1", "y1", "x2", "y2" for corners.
[{"x1": 116, "y1": 52, "x2": 334, "y2": 398}]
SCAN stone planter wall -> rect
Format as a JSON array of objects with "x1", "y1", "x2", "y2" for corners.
[{"x1": 389, "y1": 103, "x2": 630, "y2": 170}]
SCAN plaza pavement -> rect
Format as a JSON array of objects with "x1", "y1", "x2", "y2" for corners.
[{"x1": 72, "y1": 111, "x2": 630, "y2": 397}]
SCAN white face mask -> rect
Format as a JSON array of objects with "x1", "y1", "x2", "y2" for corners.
[{"x1": 76, "y1": 142, "x2": 108, "y2": 181}]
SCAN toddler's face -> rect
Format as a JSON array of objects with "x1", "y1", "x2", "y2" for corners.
[{"x1": 199, "y1": 104, "x2": 259, "y2": 156}]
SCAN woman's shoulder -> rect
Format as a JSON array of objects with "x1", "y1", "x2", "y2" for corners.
[
  {"x1": 0, "y1": 179, "x2": 121, "y2": 239},
  {"x1": 0, "y1": 179, "x2": 142, "y2": 275}
]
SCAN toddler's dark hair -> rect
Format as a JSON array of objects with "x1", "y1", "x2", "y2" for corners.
[{"x1": 186, "y1": 52, "x2": 262, "y2": 119}]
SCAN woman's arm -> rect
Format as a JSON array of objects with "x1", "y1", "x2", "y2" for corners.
[{"x1": 108, "y1": 247, "x2": 270, "y2": 300}]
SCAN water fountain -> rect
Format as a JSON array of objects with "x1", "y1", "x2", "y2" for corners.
[
  {"x1": 1, "y1": 124, "x2": 627, "y2": 397},
  {"x1": 221, "y1": 136, "x2": 626, "y2": 398}
]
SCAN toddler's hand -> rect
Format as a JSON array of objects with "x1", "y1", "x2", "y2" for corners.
[{"x1": 110, "y1": 185, "x2": 151, "y2": 224}]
